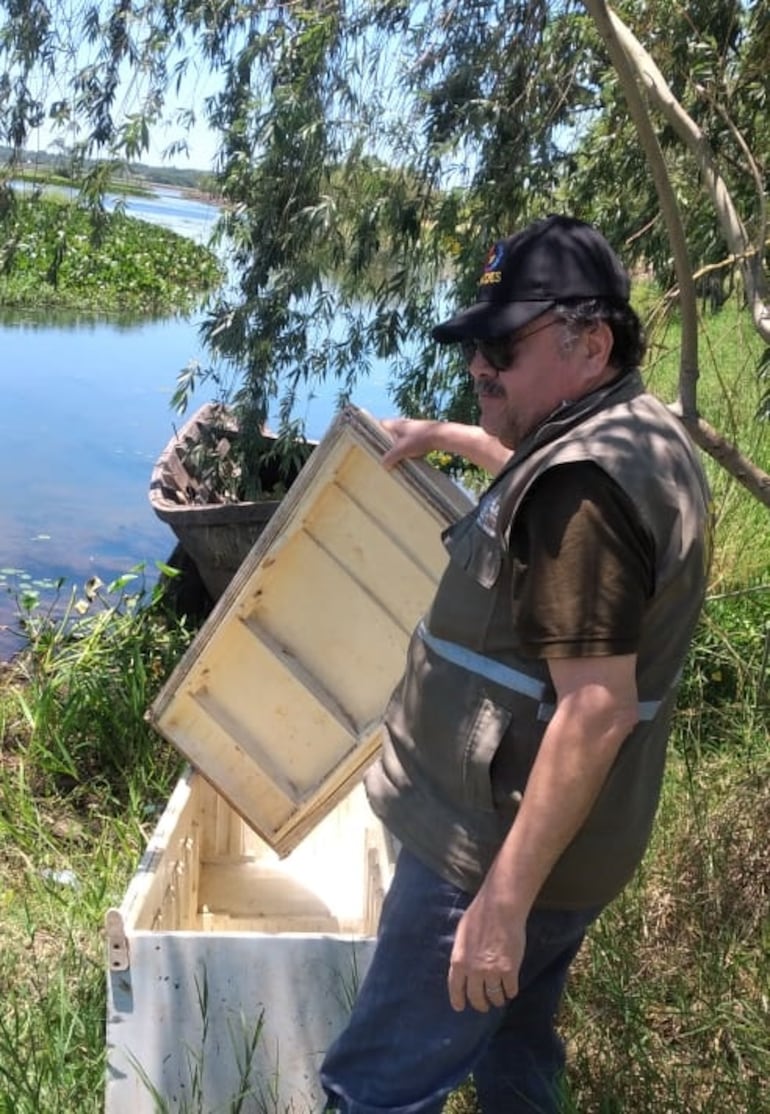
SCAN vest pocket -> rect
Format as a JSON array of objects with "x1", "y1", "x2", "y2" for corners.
[
  {"x1": 462, "y1": 697, "x2": 514, "y2": 811},
  {"x1": 443, "y1": 516, "x2": 502, "y2": 589},
  {"x1": 383, "y1": 635, "x2": 518, "y2": 816},
  {"x1": 385, "y1": 677, "x2": 514, "y2": 816}
]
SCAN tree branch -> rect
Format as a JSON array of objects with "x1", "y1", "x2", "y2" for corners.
[
  {"x1": 605, "y1": 5, "x2": 770, "y2": 345},
  {"x1": 673, "y1": 407, "x2": 770, "y2": 508},
  {"x1": 584, "y1": 1, "x2": 770, "y2": 510},
  {"x1": 582, "y1": 0, "x2": 700, "y2": 418}
]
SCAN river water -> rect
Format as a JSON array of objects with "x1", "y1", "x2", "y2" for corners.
[{"x1": 0, "y1": 188, "x2": 393, "y2": 659}]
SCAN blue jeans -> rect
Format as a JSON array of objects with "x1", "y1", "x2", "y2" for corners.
[{"x1": 321, "y1": 849, "x2": 600, "y2": 1114}]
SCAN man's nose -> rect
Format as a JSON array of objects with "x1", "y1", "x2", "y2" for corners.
[{"x1": 468, "y1": 353, "x2": 495, "y2": 381}]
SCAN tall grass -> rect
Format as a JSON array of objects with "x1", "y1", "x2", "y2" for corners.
[
  {"x1": 0, "y1": 574, "x2": 191, "y2": 1113},
  {"x1": 640, "y1": 292, "x2": 769, "y2": 587}
]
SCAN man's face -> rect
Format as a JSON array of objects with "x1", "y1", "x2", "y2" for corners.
[{"x1": 463, "y1": 313, "x2": 605, "y2": 449}]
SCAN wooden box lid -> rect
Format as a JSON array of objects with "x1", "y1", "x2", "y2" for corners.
[{"x1": 147, "y1": 406, "x2": 473, "y2": 855}]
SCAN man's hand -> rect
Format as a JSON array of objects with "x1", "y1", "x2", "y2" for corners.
[
  {"x1": 380, "y1": 418, "x2": 441, "y2": 470},
  {"x1": 447, "y1": 655, "x2": 639, "y2": 1014},
  {"x1": 379, "y1": 416, "x2": 513, "y2": 474},
  {"x1": 448, "y1": 886, "x2": 526, "y2": 1012}
]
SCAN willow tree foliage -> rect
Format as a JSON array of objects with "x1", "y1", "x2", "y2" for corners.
[{"x1": 0, "y1": 0, "x2": 767, "y2": 502}]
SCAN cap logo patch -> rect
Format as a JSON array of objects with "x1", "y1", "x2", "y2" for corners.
[{"x1": 479, "y1": 242, "x2": 504, "y2": 287}]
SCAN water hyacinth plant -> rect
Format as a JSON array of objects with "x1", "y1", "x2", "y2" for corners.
[{"x1": 0, "y1": 191, "x2": 221, "y2": 315}]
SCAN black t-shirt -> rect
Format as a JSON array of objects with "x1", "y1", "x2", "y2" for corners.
[{"x1": 510, "y1": 461, "x2": 655, "y2": 659}]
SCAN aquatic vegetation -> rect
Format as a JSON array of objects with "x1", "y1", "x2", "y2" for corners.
[{"x1": 0, "y1": 194, "x2": 222, "y2": 315}]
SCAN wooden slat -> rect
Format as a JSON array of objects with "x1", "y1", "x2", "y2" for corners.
[
  {"x1": 198, "y1": 862, "x2": 334, "y2": 920},
  {"x1": 166, "y1": 616, "x2": 361, "y2": 803},
  {"x1": 301, "y1": 482, "x2": 437, "y2": 636},
  {"x1": 332, "y1": 442, "x2": 464, "y2": 576},
  {"x1": 271, "y1": 726, "x2": 382, "y2": 854},
  {"x1": 191, "y1": 686, "x2": 301, "y2": 806},
  {"x1": 158, "y1": 696, "x2": 300, "y2": 842},
  {"x1": 116, "y1": 770, "x2": 199, "y2": 932},
  {"x1": 239, "y1": 528, "x2": 410, "y2": 730},
  {"x1": 238, "y1": 615, "x2": 360, "y2": 742}
]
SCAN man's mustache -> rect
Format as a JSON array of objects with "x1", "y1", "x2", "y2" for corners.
[{"x1": 475, "y1": 380, "x2": 506, "y2": 398}]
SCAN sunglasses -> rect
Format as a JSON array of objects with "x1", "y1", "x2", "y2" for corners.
[{"x1": 460, "y1": 318, "x2": 560, "y2": 371}]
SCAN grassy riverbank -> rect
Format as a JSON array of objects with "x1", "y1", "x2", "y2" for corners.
[
  {"x1": 0, "y1": 300, "x2": 768, "y2": 1112},
  {"x1": 0, "y1": 194, "x2": 222, "y2": 314},
  {"x1": 0, "y1": 576, "x2": 766, "y2": 1113}
]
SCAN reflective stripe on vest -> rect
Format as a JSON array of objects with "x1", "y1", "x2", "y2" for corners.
[{"x1": 418, "y1": 622, "x2": 663, "y2": 723}]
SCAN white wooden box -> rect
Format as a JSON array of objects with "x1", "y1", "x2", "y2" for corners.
[
  {"x1": 106, "y1": 408, "x2": 473, "y2": 1112},
  {"x1": 106, "y1": 771, "x2": 394, "y2": 1113}
]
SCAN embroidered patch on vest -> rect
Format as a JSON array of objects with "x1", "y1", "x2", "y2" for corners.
[{"x1": 475, "y1": 489, "x2": 502, "y2": 537}]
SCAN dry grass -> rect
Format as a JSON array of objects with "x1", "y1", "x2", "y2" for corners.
[{"x1": 562, "y1": 739, "x2": 770, "y2": 1114}]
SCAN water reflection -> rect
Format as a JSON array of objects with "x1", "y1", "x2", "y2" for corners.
[
  {"x1": 0, "y1": 187, "x2": 218, "y2": 657},
  {"x1": 115, "y1": 186, "x2": 221, "y2": 243},
  {"x1": 0, "y1": 187, "x2": 393, "y2": 659},
  {"x1": 0, "y1": 304, "x2": 185, "y2": 329},
  {"x1": 0, "y1": 309, "x2": 209, "y2": 657}
]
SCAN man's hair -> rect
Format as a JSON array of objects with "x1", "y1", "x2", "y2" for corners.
[{"x1": 553, "y1": 298, "x2": 646, "y2": 373}]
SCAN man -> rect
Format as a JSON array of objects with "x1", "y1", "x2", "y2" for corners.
[{"x1": 321, "y1": 215, "x2": 711, "y2": 1113}]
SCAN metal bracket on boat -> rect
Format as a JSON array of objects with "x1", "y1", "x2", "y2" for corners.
[{"x1": 105, "y1": 908, "x2": 130, "y2": 971}]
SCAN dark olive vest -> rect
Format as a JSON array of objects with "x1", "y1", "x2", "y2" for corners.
[{"x1": 365, "y1": 372, "x2": 711, "y2": 908}]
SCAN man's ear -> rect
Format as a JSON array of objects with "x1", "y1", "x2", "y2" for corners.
[{"x1": 581, "y1": 321, "x2": 614, "y2": 384}]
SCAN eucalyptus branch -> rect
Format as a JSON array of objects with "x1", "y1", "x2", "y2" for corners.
[
  {"x1": 585, "y1": 1, "x2": 770, "y2": 509},
  {"x1": 582, "y1": 0, "x2": 700, "y2": 418},
  {"x1": 674, "y1": 408, "x2": 770, "y2": 508},
  {"x1": 604, "y1": 5, "x2": 770, "y2": 345},
  {"x1": 705, "y1": 95, "x2": 768, "y2": 293}
]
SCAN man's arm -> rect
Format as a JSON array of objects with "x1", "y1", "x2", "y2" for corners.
[
  {"x1": 380, "y1": 417, "x2": 513, "y2": 476},
  {"x1": 448, "y1": 653, "x2": 640, "y2": 1013}
]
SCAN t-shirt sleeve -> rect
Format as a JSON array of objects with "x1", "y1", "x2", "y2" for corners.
[{"x1": 511, "y1": 461, "x2": 655, "y2": 659}]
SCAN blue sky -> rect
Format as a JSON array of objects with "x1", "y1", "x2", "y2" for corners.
[
  {"x1": 24, "y1": 3, "x2": 415, "y2": 176},
  {"x1": 24, "y1": 15, "x2": 223, "y2": 173},
  {"x1": 31, "y1": 111, "x2": 218, "y2": 172},
  {"x1": 31, "y1": 82, "x2": 221, "y2": 173}
]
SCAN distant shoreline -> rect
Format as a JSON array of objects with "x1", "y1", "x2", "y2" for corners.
[
  {"x1": 2, "y1": 145, "x2": 221, "y2": 202},
  {"x1": 141, "y1": 180, "x2": 224, "y2": 206}
]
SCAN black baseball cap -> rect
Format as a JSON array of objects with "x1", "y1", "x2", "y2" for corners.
[{"x1": 432, "y1": 215, "x2": 631, "y2": 343}]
